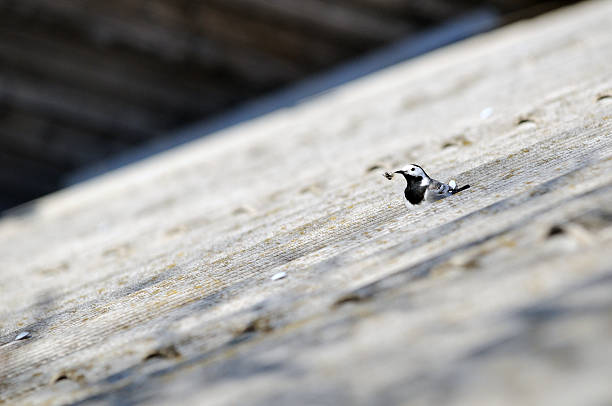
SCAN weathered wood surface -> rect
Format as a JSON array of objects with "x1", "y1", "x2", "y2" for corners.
[{"x1": 1, "y1": 1, "x2": 612, "y2": 404}]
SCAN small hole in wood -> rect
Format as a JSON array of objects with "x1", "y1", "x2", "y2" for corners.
[
  {"x1": 143, "y1": 345, "x2": 181, "y2": 361},
  {"x1": 299, "y1": 183, "x2": 324, "y2": 195},
  {"x1": 239, "y1": 316, "x2": 273, "y2": 335},
  {"x1": 54, "y1": 374, "x2": 69, "y2": 383},
  {"x1": 144, "y1": 352, "x2": 163, "y2": 361},
  {"x1": 366, "y1": 164, "x2": 383, "y2": 172},
  {"x1": 517, "y1": 118, "x2": 536, "y2": 128},
  {"x1": 441, "y1": 134, "x2": 472, "y2": 149},
  {"x1": 232, "y1": 205, "x2": 255, "y2": 215},
  {"x1": 547, "y1": 225, "x2": 565, "y2": 238},
  {"x1": 333, "y1": 285, "x2": 377, "y2": 307},
  {"x1": 51, "y1": 371, "x2": 84, "y2": 384}
]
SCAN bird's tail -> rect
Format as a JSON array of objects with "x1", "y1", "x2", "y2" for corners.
[{"x1": 451, "y1": 184, "x2": 470, "y2": 194}]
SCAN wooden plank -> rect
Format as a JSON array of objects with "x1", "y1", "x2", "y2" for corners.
[{"x1": 1, "y1": 2, "x2": 611, "y2": 405}]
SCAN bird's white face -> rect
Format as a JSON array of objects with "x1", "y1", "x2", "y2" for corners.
[{"x1": 399, "y1": 164, "x2": 427, "y2": 179}]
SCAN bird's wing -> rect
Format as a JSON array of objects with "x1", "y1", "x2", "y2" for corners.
[
  {"x1": 425, "y1": 179, "x2": 452, "y2": 201},
  {"x1": 428, "y1": 179, "x2": 449, "y2": 194}
]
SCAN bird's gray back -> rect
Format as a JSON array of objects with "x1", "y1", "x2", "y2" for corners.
[{"x1": 424, "y1": 178, "x2": 453, "y2": 202}]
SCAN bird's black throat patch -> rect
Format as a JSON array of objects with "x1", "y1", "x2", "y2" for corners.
[{"x1": 403, "y1": 175, "x2": 427, "y2": 205}]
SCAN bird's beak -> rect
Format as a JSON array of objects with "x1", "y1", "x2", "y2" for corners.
[{"x1": 394, "y1": 171, "x2": 403, "y2": 174}]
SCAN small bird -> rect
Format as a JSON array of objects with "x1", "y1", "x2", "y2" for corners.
[{"x1": 384, "y1": 164, "x2": 470, "y2": 209}]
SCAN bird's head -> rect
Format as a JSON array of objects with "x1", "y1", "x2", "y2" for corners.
[{"x1": 393, "y1": 164, "x2": 428, "y2": 180}]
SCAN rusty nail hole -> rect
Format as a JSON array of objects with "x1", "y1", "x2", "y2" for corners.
[
  {"x1": 144, "y1": 345, "x2": 181, "y2": 361},
  {"x1": 547, "y1": 225, "x2": 565, "y2": 238}
]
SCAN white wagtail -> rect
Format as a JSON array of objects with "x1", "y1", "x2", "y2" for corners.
[{"x1": 384, "y1": 164, "x2": 470, "y2": 209}]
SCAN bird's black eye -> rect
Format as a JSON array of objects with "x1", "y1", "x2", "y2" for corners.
[{"x1": 410, "y1": 168, "x2": 415, "y2": 172}]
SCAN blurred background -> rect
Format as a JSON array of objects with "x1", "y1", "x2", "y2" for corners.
[{"x1": 0, "y1": 0, "x2": 578, "y2": 212}]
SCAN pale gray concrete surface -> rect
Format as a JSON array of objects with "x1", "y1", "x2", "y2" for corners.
[{"x1": 1, "y1": 1, "x2": 612, "y2": 405}]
